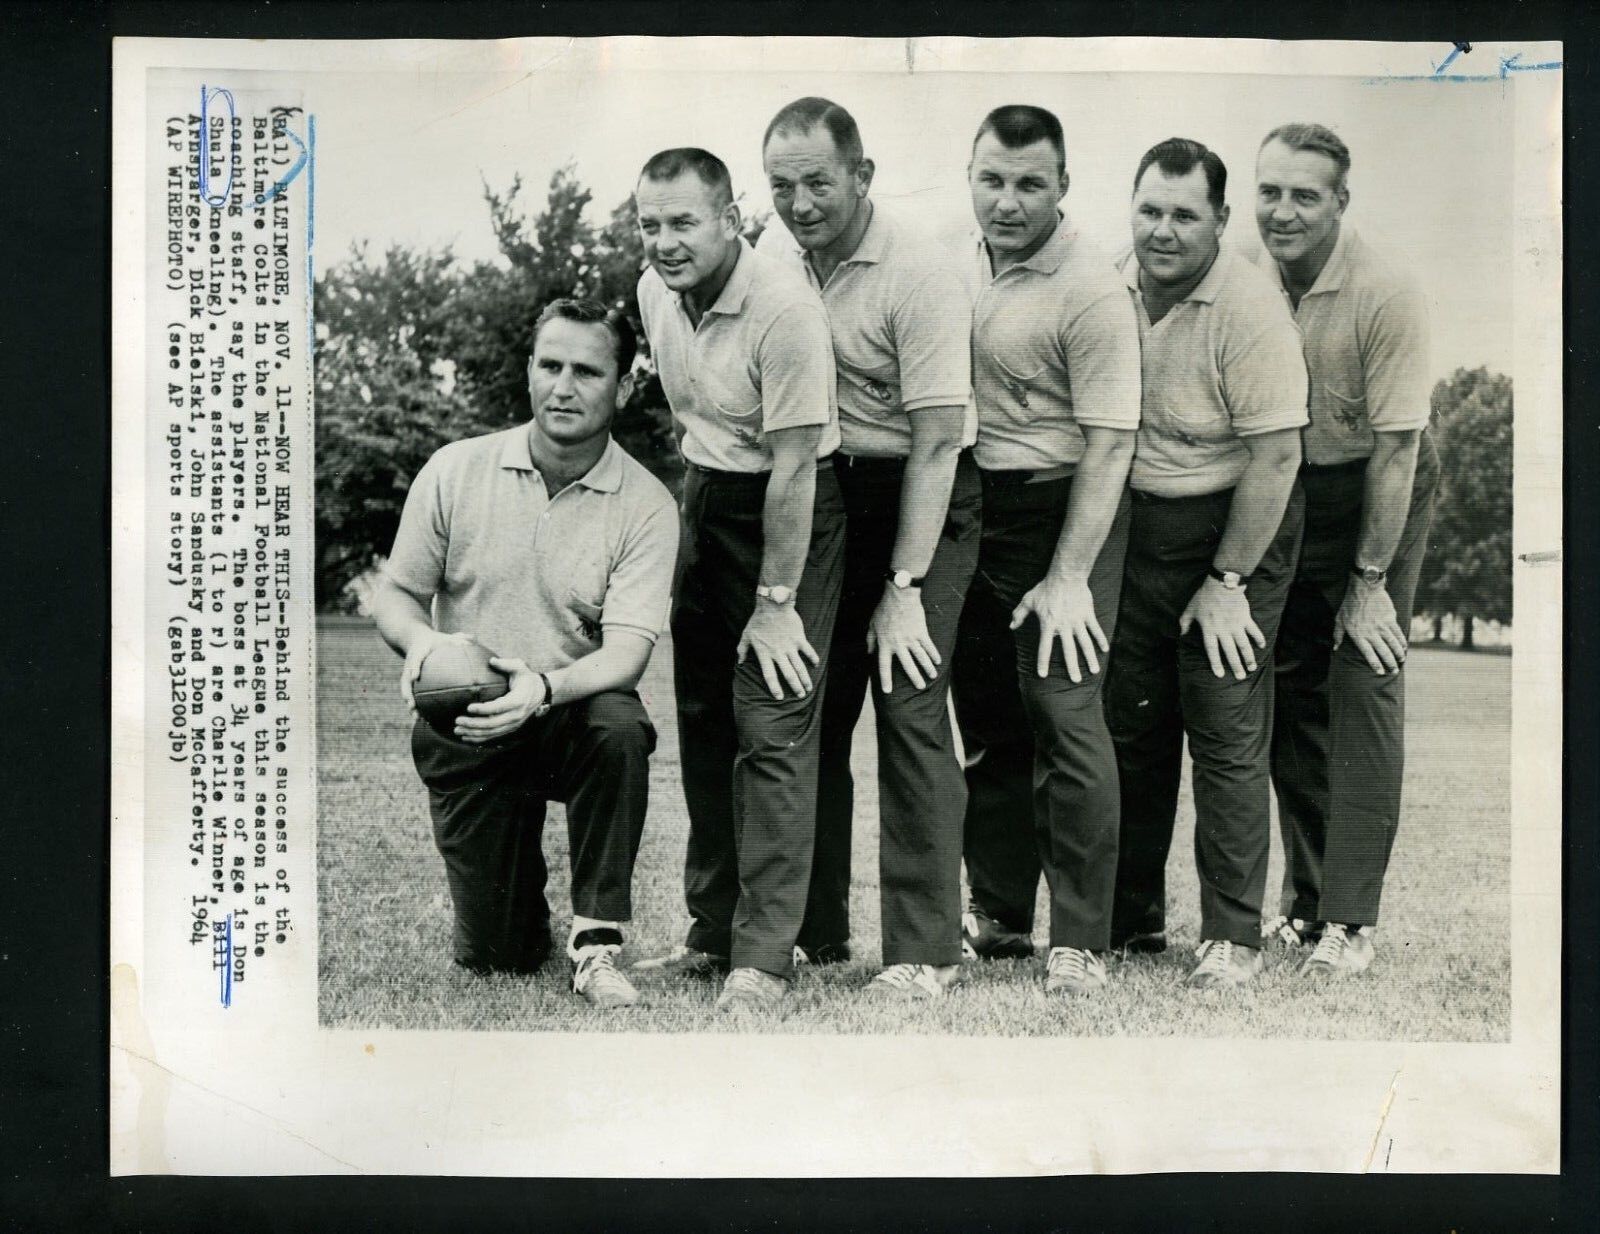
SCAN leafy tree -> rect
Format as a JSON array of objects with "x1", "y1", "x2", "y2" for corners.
[{"x1": 1417, "y1": 367, "x2": 1513, "y2": 648}]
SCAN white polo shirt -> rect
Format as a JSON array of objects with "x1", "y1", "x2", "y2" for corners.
[
  {"x1": 1119, "y1": 247, "x2": 1310, "y2": 498},
  {"x1": 637, "y1": 239, "x2": 840, "y2": 473},
  {"x1": 385, "y1": 428, "x2": 679, "y2": 671},
  {"x1": 1273, "y1": 226, "x2": 1432, "y2": 466},
  {"x1": 756, "y1": 204, "x2": 974, "y2": 458},
  {"x1": 965, "y1": 215, "x2": 1142, "y2": 472}
]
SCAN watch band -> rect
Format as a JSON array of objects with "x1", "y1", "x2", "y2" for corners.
[
  {"x1": 1207, "y1": 564, "x2": 1249, "y2": 589},
  {"x1": 1352, "y1": 564, "x2": 1388, "y2": 586},
  {"x1": 885, "y1": 569, "x2": 926, "y2": 590},
  {"x1": 536, "y1": 671, "x2": 554, "y2": 715}
]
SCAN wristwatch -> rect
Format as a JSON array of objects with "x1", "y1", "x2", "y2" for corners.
[
  {"x1": 1352, "y1": 564, "x2": 1388, "y2": 586},
  {"x1": 756, "y1": 583, "x2": 795, "y2": 605},
  {"x1": 1207, "y1": 564, "x2": 1249, "y2": 592},
  {"x1": 885, "y1": 569, "x2": 926, "y2": 590}
]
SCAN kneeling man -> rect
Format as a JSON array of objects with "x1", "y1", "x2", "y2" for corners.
[{"x1": 371, "y1": 297, "x2": 679, "y2": 1009}]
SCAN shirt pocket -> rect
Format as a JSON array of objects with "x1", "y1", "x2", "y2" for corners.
[
  {"x1": 838, "y1": 354, "x2": 902, "y2": 422},
  {"x1": 567, "y1": 588, "x2": 605, "y2": 645},
  {"x1": 1320, "y1": 382, "x2": 1370, "y2": 433}
]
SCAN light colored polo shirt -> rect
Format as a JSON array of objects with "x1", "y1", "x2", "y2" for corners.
[
  {"x1": 756, "y1": 204, "x2": 974, "y2": 458},
  {"x1": 964, "y1": 215, "x2": 1143, "y2": 472},
  {"x1": 637, "y1": 238, "x2": 840, "y2": 473},
  {"x1": 1273, "y1": 226, "x2": 1432, "y2": 466},
  {"x1": 384, "y1": 428, "x2": 679, "y2": 671},
  {"x1": 1119, "y1": 247, "x2": 1309, "y2": 498}
]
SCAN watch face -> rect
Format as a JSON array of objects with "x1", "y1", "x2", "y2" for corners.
[{"x1": 765, "y1": 585, "x2": 793, "y2": 604}]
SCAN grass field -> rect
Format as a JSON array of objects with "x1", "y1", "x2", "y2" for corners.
[{"x1": 317, "y1": 618, "x2": 1510, "y2": 1039}]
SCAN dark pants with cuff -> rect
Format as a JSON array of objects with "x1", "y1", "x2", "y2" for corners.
[
  {"x1": 1106, "y1": 482, "x2": 1304, "y2": 949},
  {"x1": 952, "y1": 469, "x2": 1131, "y2": 951},
  {"x1": 672, "y1": 461, "x2": 846, "y2": 980},
  {"x1": 1271, "y1": 435, "x2": 1439, "y2": 928},
  {"x1": 800, "y1": 450, "x2": 981, "y2": 968},
  {"x1": 411, "y1": 691, "x2": 656, "y2": 974}
]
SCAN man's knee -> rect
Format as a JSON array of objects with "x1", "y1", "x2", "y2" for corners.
[{"x1": 578, "y1": 691, "x2": 655, "y2": 759}]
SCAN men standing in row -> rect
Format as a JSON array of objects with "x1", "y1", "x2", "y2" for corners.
[
  {"x1": 630, "y1": 148, "x2": 846, "y2": 1015},
  {"x1": 1255, "y1": 124, "x2": 1439, "y2": 976},
  {"x1": 374, "y1": 298, "x2": 678, "y2": 1009},
  {"x1": 952, "y1": 106, "x2": 1143, "y2": 996},
  {"x1": 1106, "y1": 138, "x2": 1309, "y2": 989},
  {"x1": 756, "y1": 98, "x2": 979, "y2": 999}
]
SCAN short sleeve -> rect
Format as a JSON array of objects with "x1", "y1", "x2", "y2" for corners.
[
  {"x1": 1221, "y1": 316, "x2": 1310, "y2": 438},
  {"x1": 1062, "y1": 288, "x2": 1142, "y2": 431},
  {"x1": 383, "y1": 451, "x2": 449, "y2": 599},
  {"x1": 755, "y1": 301, "x2": 836, "y2": 434},
  {"x1": 892, "y1": 263, "x2": 973, "y2": 413},
  {"x1": 1361, "y1": 287, "x2": 1432, "y2": 433},
  {"x1": 600, "y1": 489, "x2": 680, "y2": 643},
  {"x1": 636, "y1": 269, "x2": 663, "y2": 351}
]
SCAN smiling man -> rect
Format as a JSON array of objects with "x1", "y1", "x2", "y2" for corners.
[
  {"x1": 754, "y1": 97, "x2": 978, "y2": 1000},
  {"x1": 628, "y1": 147, "x2": 845, "y2": 1017},
  {"x1": 1254, "y1": 123, "x2": 1439, "y2": 978},
  {"x1": 950, "y1": 105, "x2": 1142, "y2": 997},
  {"x1": 1105, "y1": 138, "x2": 1309, "y2": 990},
  {"x1": 370, "y1": 298, "x2": 678, "y2": 1010}
]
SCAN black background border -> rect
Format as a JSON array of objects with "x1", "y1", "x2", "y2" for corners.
[{"x1": 1, "y1": 2, "x2": 1590, "y2": 1229}]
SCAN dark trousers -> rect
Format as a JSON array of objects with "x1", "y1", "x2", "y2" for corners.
[
  {"x1": 1271, "y1": 435, "x2": 1440, "y2": 927},
  {"x1": 952, "y1": 470, "x2": 1131, "y2": 951},
  {"x1": 411, "y1": 691, "x2": 656, "y2": 973},
  {"x1": 671, "y1": 462, "x2": 846, "y2": 979},
  {"x1": 1106, "y1": 482, "x2": 1304, "y2": 948},
  {"x1": 800, "y1": 451, "x2": 981, "y2": 966}
]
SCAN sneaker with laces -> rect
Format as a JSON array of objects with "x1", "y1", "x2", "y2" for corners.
[
  {"x1": 1185, "y1": 939, "x2": 1265, "y2": 989},
  {"x1": 572, "y1": 947, "x2": 641, "y2": 1008},
  {"x1": 1044, "y1": 947, "x2": 1108, "y2": 996},
  {"x1": 865, "y1": 963, "x2": 962, "y2": 1000},
  {"x1": 714, "y1": 967, "x2": 791, "y2": 1015},
  {"x1": 1299, "y1": 923, "x2": 1375, "y2": 978},
  {"x1": 960, "y1": 906, "x2": 1034, "y2": 961},
  {"x1": 631, "y1": 944, "x2": 729, "y2": 977},
  {"x1": 1261, "y1": 915, "x2": 1321, "y2": 963}
]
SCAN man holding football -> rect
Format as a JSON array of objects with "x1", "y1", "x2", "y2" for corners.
[{"x1": 370, "y1": 297, "x2": 679, "y2": 1010}]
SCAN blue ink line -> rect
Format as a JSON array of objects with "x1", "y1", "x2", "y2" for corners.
[
  {"x1": 246, "y1": 125, "x2": 310, "y2": 210},
  {"x1": 1500, "y1": 52, "x2": 1563, "y2": 77},
  {"x1": 307, "y1": 114, "x2": 317, "y2": 361},
  {"x1": 221, "y1": 912, "x2": 233, "y2": 1007},
  {"x1": 198, "y1": 84, "x2": 236, "y2": 208}
]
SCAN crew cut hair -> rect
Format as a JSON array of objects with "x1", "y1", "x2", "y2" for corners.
[
  {"x1": 637, "y1": 147, "x2": 734, "y2": 209},
  {"x1": 1260, "y1": 122, "x2": 1352, "y2": 191},
  {"x1": 1133, "y1": 137, "x2": 1228, "y2": 212},
  {"x1": 971, "y1": 105, "x2": 1066, "y2": 178},
  {"x1": 763, "y1": 96, "x2": 865, "y2": 167},
  {"x1": 531, "y1": 296, "x2": 638, "y2": 378}
]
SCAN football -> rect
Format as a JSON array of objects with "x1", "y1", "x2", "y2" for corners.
[{"x1": 413, "y1": 639, "x2": 510, "y2": 737}]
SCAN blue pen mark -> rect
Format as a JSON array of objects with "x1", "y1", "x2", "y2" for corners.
[
  {"x1": 1499, "y1": 51, "x2": 1564, "y2": 78},
  {"x1": 246, "y1": 122, "x2": 310, "y2": 211},
  {"x1": 220, "y1": 912, "x2": 234, "y2": 1007},
  {"x1": 197, "y1": 84, "x2": 236, "y2": 208},
  {"x1": 306, "y1": 114, "x2": 317, "y2": 359},
  {"x1": 1431, "y1": 42, "x2": 1470, "y2": 75}
]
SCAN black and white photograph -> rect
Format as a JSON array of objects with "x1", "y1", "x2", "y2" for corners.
[{"x1": 110, "y1": 34, "x2": 1562, "y2": 1176}]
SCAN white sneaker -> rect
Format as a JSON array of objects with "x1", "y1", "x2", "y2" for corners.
[
  {"x1": 866, "y1": 963, "x2": 961, "y2": 1000},
  {"x1": 1185, "y1": 939, "x2": 1265, "y2": 989},
  {"x1": 1300, "y1": 923, "x2": 1375, "y2": 978},
  {"x1": 572, "y1": 947, "x2": 641, "y2": 1008},
  {"x1": 1044, "y1": 947, "x2": 1108, "y2": 996}
]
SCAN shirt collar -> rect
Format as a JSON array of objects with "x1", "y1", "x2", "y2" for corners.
[
  {"x1": 499, "y1": 428, "x2": 624, "y2": 493},
  {"x1": 1295, "y1": 224, "x2": 1355, "y2": 298},
  {"x1": 1118, "y1": 246, "x2": 1230, "y2": 304},
  {"x1": 976, "y1": 211, "x2": 1076, "y2": 278},
  {"x1": 842, "y1": 202, "x2": 890, "y2": 266},
  {"x1": 701, "y1": 238, "x2": 757, "y2": 318}
]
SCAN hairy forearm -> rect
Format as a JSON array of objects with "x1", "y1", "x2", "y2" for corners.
[
  {"x1": 1050, "y1": 429, "x2": 1135, "y2": 580},
  {"x1": 890, "y1": 415, "x2": 963, "y2": 577},
  {"x1": 1354, "y1": 432, "x2": 1422, "y2": 570},
  {"x1": 370, "y1": 577, "x2": 436, "y2": 657},
  {"x1": 759, "y1": 456, "x2": 816, "y2": 589},
  {"x1": 546, "y1": 634, "x2": 652, "y2": 706},
  {"x1": 1216, "y1": 439, "x2": 1302, "y2": 576}
]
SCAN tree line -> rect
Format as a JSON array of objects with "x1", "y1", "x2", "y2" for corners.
[{"x1": 313, "y1": 168, "x2": 1512, "y2": 646}]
